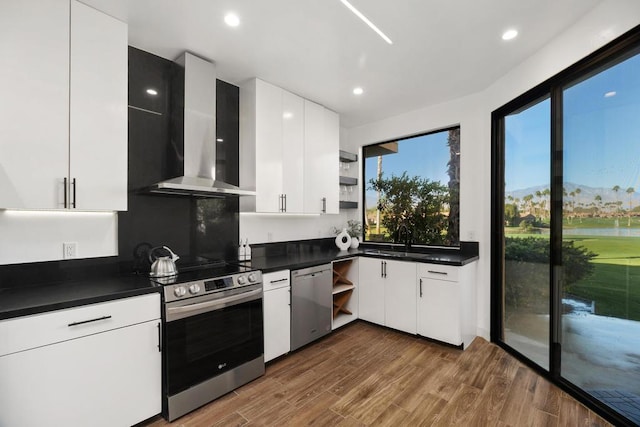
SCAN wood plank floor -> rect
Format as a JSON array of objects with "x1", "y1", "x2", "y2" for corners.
[{"x1": 142, "y1": 321, "x2": 613, "y2": 427}]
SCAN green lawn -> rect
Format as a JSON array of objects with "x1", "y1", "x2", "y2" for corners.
[
  {"x1": 505, "y1": 228, "x2": 640, "y2": 320},
  {"x1": 563, "y1": 235, "x2": 640, "y2": 320},
  {"x1": 569, "y1": 263, "x2": 640, "y2": 319}
]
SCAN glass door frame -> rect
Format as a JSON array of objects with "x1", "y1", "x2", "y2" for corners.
[{"x1": 491, "y1": 24, "x2": 640, "y2": 427}]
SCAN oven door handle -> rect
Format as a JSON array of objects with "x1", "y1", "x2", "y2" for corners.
[{"x1": 166, "y1": 288, "x2": 262, "y2": 321}]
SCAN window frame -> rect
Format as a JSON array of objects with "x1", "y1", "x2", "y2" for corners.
[
  {"x1": 361, "y1": 124, "x2": 461, "y2": 249},
  {"x1": 491, "y1": 23, "x2": 640, "y2": 427}
]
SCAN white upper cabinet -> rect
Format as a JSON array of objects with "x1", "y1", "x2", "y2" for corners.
[
  {"x1": 253, "y1": 79, "x2": 284, "y2": 212},
  {"x1": 241, "y1": 79, "x2": 304, "y2": 213},
  {"x1": 69, "y1": 1, "x2": 128, "y2": 211},
  {"x1": 0, "y1": 0, "x2": 70, "y2": 209},
  {"x1": 303, "y1": 101, "x2": 339, "y2": 214},
  {"x1": 281, "y1": 91, "x2": 305, "y2": 213},
  {"x1": 0, "y1": 0, "x2": 127, "y2": 210},
  {"x1": 240, "y1": 78, "x2": 339, "y2": 214}
]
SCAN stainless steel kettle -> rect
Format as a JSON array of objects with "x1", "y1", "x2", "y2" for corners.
[{"x1": 149, "y1": 245, "x2": 179, "y2": 277}]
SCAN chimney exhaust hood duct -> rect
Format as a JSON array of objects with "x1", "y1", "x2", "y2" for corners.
[{"x1": 146, "y1": 52, "x2": 255, "y2": 197}]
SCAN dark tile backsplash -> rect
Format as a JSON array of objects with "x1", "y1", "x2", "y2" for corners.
[{"x1": 118, "y1": 47, "x2": 240, "y2": 273}]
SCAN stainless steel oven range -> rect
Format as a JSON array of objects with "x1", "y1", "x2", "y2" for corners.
[{"x1": 152, "y1": 263, "x2": 264, "y2": 422}]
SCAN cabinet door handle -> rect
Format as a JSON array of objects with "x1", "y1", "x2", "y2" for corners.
[
  {"x1": 63, "y1": 177, "x2": 68, "y2": 208},
  {"x1": 420, "y1": 278, "x2": 423, "y2": 298},
  {"x1": 383, "y1": 261, "x2": 387, "y2": 278},
  {"x1": 67, "y1": 315, "x2": 111, "y2": 327},
  {"x1": 322, "y1": 197, "x2": 326, "y2": 213},
  {"x1": 428, "y1": 270, "x2": 447, "y2": 275},
  {"x1": 278, "y1": 194, "x2": 283, "y2": 212},
  {"x1": 72, "y1": 178, "x2": 77, "y2": 208},
  {"x1": 157, "y1": 322, "x2": 162, "y2": 352},
  {"x1": 380, "y1": 261, "x2": 384, "y2": 278},
  {"x1": 284, "y1": 194, "x2": 287, "y2": 212},
  {"x1": 270, "y1": 278, "x2": 289, "y2": 284}
]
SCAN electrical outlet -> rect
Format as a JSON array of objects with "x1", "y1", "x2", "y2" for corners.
[
  {"x1": 467, "y1": 231, "x2": 476, "y2": 241},
  {"x1": 63, "y1": 242, "x2": 77, "y2": 259},
  {"x1": 267, "y1": 232, "x2": 273, "y2": 242}
]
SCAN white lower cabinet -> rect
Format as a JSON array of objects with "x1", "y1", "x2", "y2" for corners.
[
  {"x1": 417, "y1": 263, "x2": 476, "y2": 348},
  {"x1": 358, "y1": 257, "x2": 417, "y2": 334},
  {"x1": 384, "y1": 260, "x2": 417, "y2": 334},
  {"x1": 0, "y1": 294, "x2": 161, "y2": 427},
  {"x1": 358, "y1": 257, "x2": 385, "y2": 325},
  {"x1": 263, "y1": 270, "x2": 291, "y2": 362}
]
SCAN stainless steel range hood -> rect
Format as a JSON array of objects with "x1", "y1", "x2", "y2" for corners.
[{"x1": 147, "y1": 52, "x2": 255, "y2": 198}]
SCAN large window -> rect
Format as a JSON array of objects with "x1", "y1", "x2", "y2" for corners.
[
  {"x1": 363, "y1": 126, "x2": 460, "y2": 247},
  {"x1": 492, "y1": 28, "x2": 640, "y2": 427}
]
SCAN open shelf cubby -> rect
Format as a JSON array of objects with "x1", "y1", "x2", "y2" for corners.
[{"x1": 331, "y1": 258, "x2": 359, "y2": 329}]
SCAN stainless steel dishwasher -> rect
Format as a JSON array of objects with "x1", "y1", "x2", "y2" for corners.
[{"x1": 290, "y1": 264, "x2": 333, "y2": 351}]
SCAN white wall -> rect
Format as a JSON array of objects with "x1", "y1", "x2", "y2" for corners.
[
  {"x1": 239, "y1": 210, "x2": 358, "y2": 244},
  {"x1": 346, "y1": 0, "x2": 640, "y2": 340},
  {"x1": 0, "y1": 211, "x2": 117, "y2": 264}
]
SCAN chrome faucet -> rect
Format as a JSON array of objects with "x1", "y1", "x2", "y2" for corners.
[{"x1": 396, "y1": 223, "x2": 412, "y2": 251}]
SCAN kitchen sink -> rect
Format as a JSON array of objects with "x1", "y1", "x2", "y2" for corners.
[{"x1": 362, "y1": 249, "x2": 446, "y2": 261}]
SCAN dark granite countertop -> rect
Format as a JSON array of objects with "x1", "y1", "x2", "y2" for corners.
[
  {"x1": 0, "y1": 274, "x2": 161, "y2": 321},
  {"x1": 0, "y1": 240, "x2": 478, "y2": 321},
  {"x1": 239, "y1": 245, "x2": 479, "y2": 273}
]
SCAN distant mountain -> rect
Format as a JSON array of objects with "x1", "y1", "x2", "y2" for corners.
[{"x1": 506, "y1": 182, "x2": 640, "y2": 206}]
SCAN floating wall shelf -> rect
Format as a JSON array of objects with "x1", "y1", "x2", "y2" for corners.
[
  {"x1": 339, "y1": 150, "x2": 357, "y2": 163},
  {"x1": 339, "y1": 201, "x2": 358, "y2": 209},
  {"x1": 339, "y1": 176, "x2": 357, "y2": 186}
]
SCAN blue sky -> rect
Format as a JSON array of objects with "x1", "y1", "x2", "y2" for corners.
[
  {"x1": 364, "y1": 131, "x2": 450, "y2": 208},
  {"x1": 505, "y1": 52, "x2": 640, "y2": 192}
]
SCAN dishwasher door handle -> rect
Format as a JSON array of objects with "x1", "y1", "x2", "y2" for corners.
[{"x1": 293, "y1": 269, "x2": 330, "y2": 280}]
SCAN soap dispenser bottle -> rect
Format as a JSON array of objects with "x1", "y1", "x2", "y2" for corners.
[
  {"x1": 238, "y1": 240, "x2": 245, "y2": 261},
  {"x1": 245, "y1": 239, "x2": 252, "y2": 261}
]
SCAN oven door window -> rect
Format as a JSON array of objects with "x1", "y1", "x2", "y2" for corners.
[{"x1": 165, "y1": 298, "x2": 263, "y2": 395}]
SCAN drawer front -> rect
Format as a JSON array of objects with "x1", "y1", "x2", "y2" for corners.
[
  {"x1": 0, "y1": 293, "x2": 160, "y2": 357},
  {"x1": 263, "y1": 270, "x2": 290, "y2": 291},
  {"x1": 417, "y1": 263, "x2": 459, "y2": 282}
]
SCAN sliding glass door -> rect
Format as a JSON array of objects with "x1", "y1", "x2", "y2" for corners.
[
  {"x1": 502, "y1": 97, "x2": 551, "y2": 370},
  {"x1": 560, "y1": 50, "x2": 640, "y2": 425},
  {"x1": 493, "y1": 32, "x2": 640, "y2": 426}
]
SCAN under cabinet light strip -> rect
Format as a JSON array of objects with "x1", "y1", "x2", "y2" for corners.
[{"x1": 339, "y1": 0, "x2": 393, "y2": 45}]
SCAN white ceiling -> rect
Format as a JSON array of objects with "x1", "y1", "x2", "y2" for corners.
[{"x1": 82, "y1": 0, "x2": 602, "y2": 128}]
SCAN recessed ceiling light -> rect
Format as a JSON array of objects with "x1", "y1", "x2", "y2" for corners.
[
  {"x1": 353, "y1": 87, "x2": 364, "y2": 95},
  {"x1": 502, "y1": 29, "x2": 518, "y2": 41},
  {"x1": 339, "y1": 0, "x2": 392, "y2": 45},
  {"x1": 146, "y1": 88, "x2": 158, "y2": 96},
  {"x1": 604, "y1": 91, "x2": 617, "y2": 98},
  {"x1": 283, "y1": 112, "x2": 293, "y2": 119},
  {"x1": 224, "y1": 13, "x2": 240, "y2": 27}
]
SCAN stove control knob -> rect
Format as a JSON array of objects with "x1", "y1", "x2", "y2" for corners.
[
  {"x1": 189, "y1": 284, "x2": 201, "y2": 295},
  {"x1": 174, "y1": 286, "x2": 187, "y2": 298},
  {"x1": 237, "y1": 275, "x2": 247, "y2": 285},
  {"x1": 248, "y1": 273, "x2": 258, "y2": 283}
]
